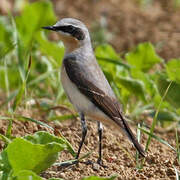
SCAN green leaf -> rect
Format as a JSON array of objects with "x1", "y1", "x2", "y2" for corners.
[
  {"x1": 82, "y1": 175, "x2": 117, "y2": 180},
  {"x1": 95, "y1": 44, "x2": 130, "y2": 70},
  {"x1": 15, "y1": 1, "x2": 56, "y2": 48},
  {"x1": 0, "y1": 67, "x2": 21, "y2": 91},
  {"x1": 13, "y1": 170, "x2": 43, "y2": 180},
  {"x1": 150, "y1": 110, "x2": 179, "y2": 122},
  {"x1": 13, "y1": 1, "x2": 56, "y2": 85},
  {"x1": 27, "y1": 69, "x2": 58, "y2": 86},
  {"x1": 0, "y1": 90, "x2": 18, "y2": 110},
  {"x1": 175, "y1": 129, "x2": 180, "y2": 164},
  {"x1": 1, "y1": 132, "x2": 69, "y2": 176},
  {"x1": 95, "y1": 44, "x2": 120, "y2": 60},
  {"x1": 12, "y1": 81, "x2": 26, "y2": 111},
  {"x1": 145, "y1": 77, "x2": 172, "y2": 151},
  {"x1": 139, "y1": 127, "x2": 175, "y2": 151},
  {"x1": 125, "y1": 42, "x2": 162, "y2": 72},
  {"x1": 12, "y1": 55, "x2": 31, "y2": 112},
  {"x1": 97, "y1": 56, "x2": 130, "y2": 70},
  {"x1": 130, "y1": 69, "x2": 158, "y2": 97},
  {"x1": 157, "y1": 73, "x2": 180, "y2": 109},
  {"x1": 24, "y1": 131, "x2": 76, "y2": 157},
  {"x1": 95, "y1": 44, "x2": 129, "y2": 72},
  {"x1": 36, "y1": 32, "x2": 64, "y2": 67},
  {"x1": 166, "y1": 59, "x2": 180, "y2": 83},
  {"x1": 15, "y1": 116, "x2": 53, "y2": 130},
  {"x1": 0, "y1": 133, "x2": 11, "y2": 144},
  {"x1": 116, "y1": 76, "x2": 146, "y2": 102},
  {"x1": 149, "y1": 110, "x2": 179, "y2": 127},
  {"x1": 0, "y1": 16, "x2": 14, "y2": 60}
]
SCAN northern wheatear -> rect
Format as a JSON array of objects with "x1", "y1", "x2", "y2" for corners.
[{"x1": 43, "y1": 18, "x2": 145, "y2": 166}]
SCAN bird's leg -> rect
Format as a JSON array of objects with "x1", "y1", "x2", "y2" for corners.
[
  {"x1": 76, "y1": 113, "x2": 87, "y2": 159},
  {"x1": 57, "y1": 113, "x2": 87, "y2": 170},
  {"x1": 97, "y1": 121, "x2": 103, "y2": 165},
  {"x1": 96, "y1": 122, "x2": 107, "y2": 168}
]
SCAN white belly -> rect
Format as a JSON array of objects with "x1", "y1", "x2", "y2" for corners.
[{"x1": 61, "y1": 64, "x2": 94, "y2": 113}]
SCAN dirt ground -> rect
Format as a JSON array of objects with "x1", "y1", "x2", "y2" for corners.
[
  {"x1": 0, "y1": 107, "x2": 179, "y2": 180},
  {"x1": 0, "y1": 0, "x2": 180, "y2": 179}
]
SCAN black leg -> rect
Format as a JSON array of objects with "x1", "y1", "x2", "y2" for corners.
[
  {"x1": 57, "y1": 113, "x2": 87, "y2": 170},
  {"x1": 76, "y1": 113, "x2": 87, "y2": 159},
  {"x1": 97, "y1": 121, "x2": 103, "y2": 165}
]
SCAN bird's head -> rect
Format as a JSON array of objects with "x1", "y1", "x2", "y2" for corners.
[{"x1": 42, "y1": 18, "x2": 91, "y2": 53}]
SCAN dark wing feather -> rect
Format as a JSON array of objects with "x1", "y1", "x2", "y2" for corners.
[{"x1": 63, "y1": 56, "x2": 145, "y2": 157}]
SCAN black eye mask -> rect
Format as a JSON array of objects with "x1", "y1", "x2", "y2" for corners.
[{"x1": 54, "y1": 25, "x2": 85, "y2": 40}]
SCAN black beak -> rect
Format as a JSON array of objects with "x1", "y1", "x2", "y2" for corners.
[{"x1": 42, "y1": 26, "x2": 56, "y2": 31}]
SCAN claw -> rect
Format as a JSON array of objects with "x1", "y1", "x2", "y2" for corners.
[{"x1": 97, "y1": 158, "x2": 107, "y2": 168}]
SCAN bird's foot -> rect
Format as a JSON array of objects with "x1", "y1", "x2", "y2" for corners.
[
  {"x1": 97, "y1": 158, "x2": 107, "y2": 168},
  {"x1": 83, "y1": 159, "x2": 93, "y2": 165},
  {"x1": 57, "y1": 158, "x2": 107, "y2": 171},
  {"x1": 82, "y1": 159, "x2": 107, "y2": 171}
]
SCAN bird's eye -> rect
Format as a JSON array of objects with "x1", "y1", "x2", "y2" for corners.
[
  {"x1": 68, "y1": 25, "x2": 75, "y2": 32},
  {"x1": 72, "y1": 28, "x2": 85, "y2": 41},
  {"x1": 55, "y1": 25, "x2": 85, "y2": 40},
  {"x1": 63, "y1": 25, "x2": 85, "y2": 40}
]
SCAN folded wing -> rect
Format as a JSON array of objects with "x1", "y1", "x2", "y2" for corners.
[{"x1": 63, "y1": 55, "x2": 145, "y2": 157}]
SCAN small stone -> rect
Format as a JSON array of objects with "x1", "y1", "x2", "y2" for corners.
[
  {"x1": 92, "y1": 163, "x2": 100, "y2": 171},
  {"x1": 59, "y1": 172, "x2": 66, "y2": 179}
]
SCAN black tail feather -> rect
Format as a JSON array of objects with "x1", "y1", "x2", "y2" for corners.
[{"x1": 116, "y1": 115, "x2": 146, "y2": 157}]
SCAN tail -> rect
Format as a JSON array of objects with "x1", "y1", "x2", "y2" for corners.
[{"x1": 115, "y1": 115, "x2": 146, "y2": 157}]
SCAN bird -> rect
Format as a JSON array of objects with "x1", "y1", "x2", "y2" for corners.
[{"x1": 42, "y1": 18, "x2": 145, "y2": 166}]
